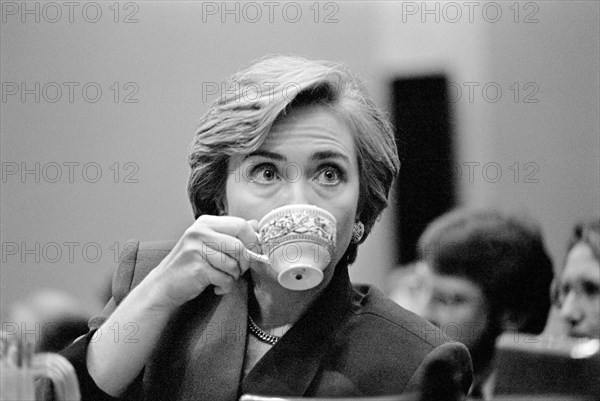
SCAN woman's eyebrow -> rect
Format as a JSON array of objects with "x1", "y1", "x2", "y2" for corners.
[
  {"x1": 243, "y1": 150, "x2": 286, "y2": 161},
  {"x1": 310, "y1": 150, "x2": 350, "y2": 164}
]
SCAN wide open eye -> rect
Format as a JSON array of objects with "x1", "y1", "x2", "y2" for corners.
[
  {"x1": 315, "y1": 165, "x2": 343, "y2": 185},
  {"x1": 248, "y1": 163, "x2": 280, "y2": 184}
]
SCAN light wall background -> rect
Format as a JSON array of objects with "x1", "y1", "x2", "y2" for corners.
[{"x1": 1, "y1": 1, "x2": 598, "y2": 318}]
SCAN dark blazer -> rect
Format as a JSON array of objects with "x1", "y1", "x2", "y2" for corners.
[{"x1": 41, "y1": 240, "x2": 473, "y2": 401}]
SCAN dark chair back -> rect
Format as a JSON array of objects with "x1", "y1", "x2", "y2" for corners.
[{"x1": 494, "y1": 333, "x2": 600, "y2": 399}]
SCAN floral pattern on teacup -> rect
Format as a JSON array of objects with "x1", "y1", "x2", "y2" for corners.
[{"x1": 259, "y1": 211, "x2": 335, "y2": 245}]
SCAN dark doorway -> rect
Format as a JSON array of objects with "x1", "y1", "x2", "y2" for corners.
[{"x1": 392, "y1": 75, "x2": 456, "y2": 264}]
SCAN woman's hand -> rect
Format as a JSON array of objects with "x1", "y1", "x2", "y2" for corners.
[
  {"x1": 142, "y1": 215, "x2": 261, "y2": 310},
  {"x1": 87, "y1": 215, "x2": 261, "y2": 397}
]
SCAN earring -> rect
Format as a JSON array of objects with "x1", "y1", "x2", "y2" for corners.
[{"x1": 352, "y1": 221, "x2": 364, "y2": 244}]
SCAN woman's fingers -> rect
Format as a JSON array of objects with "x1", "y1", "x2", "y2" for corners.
[
  {"x1": 200, "y1": 232, "x2": 259, "y2": 277},
  {"x1": 190, "y1": 215, "x2": 263, "y2": 273},
  {"x1": 193, "y1": 216, "x2": 262, "y2": 252},
  {"x1": 203, "y1": 267, "x2": 235, "y2": 294},
  {"x1": 145, "y1": 215, "x2": 264, "y2": 307},
  {"x1": 200, "y1": 247, "x2": 242, "y2": 280}
]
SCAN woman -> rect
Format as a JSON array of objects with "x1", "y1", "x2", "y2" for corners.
[
  {"x1": 554, "y1": 220, "x2": 600, "y2": 339},
  {"x1": 40, "y1": 55, "x2": 472, "y2": 400}
]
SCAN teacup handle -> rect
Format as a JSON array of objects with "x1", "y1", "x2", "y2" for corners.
[
  {"x1": 245, "y1": 249, "x2": 270, "y2": 265},
  {"x1": 245, "y1": 232, "x2": 270, "y2": 265}
]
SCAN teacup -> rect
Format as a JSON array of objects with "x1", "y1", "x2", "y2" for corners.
[{"x1": 247, "y1": 204, "x2": 337, "y2": 291}]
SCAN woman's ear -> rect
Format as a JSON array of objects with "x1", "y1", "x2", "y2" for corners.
[{"x1": 216, "y1": 195, "x2": 228, "y2": 216}]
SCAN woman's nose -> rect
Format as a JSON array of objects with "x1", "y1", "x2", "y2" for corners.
[
  {"x1": 285, "y1": 180, "x2": 313, "y2": 205},
  {"x1": 559, "y1": 291, "x2": 583, "y2": 325}
]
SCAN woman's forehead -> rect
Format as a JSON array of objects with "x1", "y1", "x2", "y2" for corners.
[
  {"x1": 259, "y1": 106, "x2": 357, "y2": 159},
  {"x1": 563, "y1": 243, "x2": 600, "y2": 281}
]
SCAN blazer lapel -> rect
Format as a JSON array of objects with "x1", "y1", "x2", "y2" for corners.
[
  {"x1": 180, "y1": 277, "x2": 249, "y2": 400},
  {"x1": 146, "y1": 277, "x2": 249, "y2": 401},
  {"x1": 242, "y1": 263, "x2": 353, "y2": 397}
]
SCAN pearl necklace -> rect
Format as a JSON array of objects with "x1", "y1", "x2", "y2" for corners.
[{"x1": 247, "y1": 315, "x2": 281, "y2": 346}]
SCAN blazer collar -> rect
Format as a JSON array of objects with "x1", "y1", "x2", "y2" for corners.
[
  {"x1": 148, "y1": 259, "x2": 354, "y2": 400},
  {"x1": 242, "y1": 260, "x2": 354, "y2": 397}
]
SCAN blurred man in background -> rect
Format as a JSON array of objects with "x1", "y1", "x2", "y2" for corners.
[{"x1": 416, "y1": 209, "x2": 554, "y2": 399}]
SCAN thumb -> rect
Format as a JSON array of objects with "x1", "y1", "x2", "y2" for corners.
[
  {"x1": 247, "y1": 219, "x2": 259, "y2": 231},
  {"x1": 246, "y1": 220, "x2": 262, "y2": 253}
]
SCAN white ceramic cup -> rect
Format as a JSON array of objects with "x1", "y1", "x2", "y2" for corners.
[{"x1": 247, "y1": 204, "x2": 337, "y2": 291}]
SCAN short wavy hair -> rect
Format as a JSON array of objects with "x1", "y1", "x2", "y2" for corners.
[
  {"x1": 418, "y1": 209, "x2": 554, "y2": 334},
  {"x1": 188, "y1": 55, "x2": 400, "y2": 263},
  {"x1": 565, "y1": 219, "x2": 600, "y2": 263}
]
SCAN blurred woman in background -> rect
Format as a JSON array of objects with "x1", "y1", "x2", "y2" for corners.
[{"x1": 554, "y1": 220, "x2": 600, "y2": 339}]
